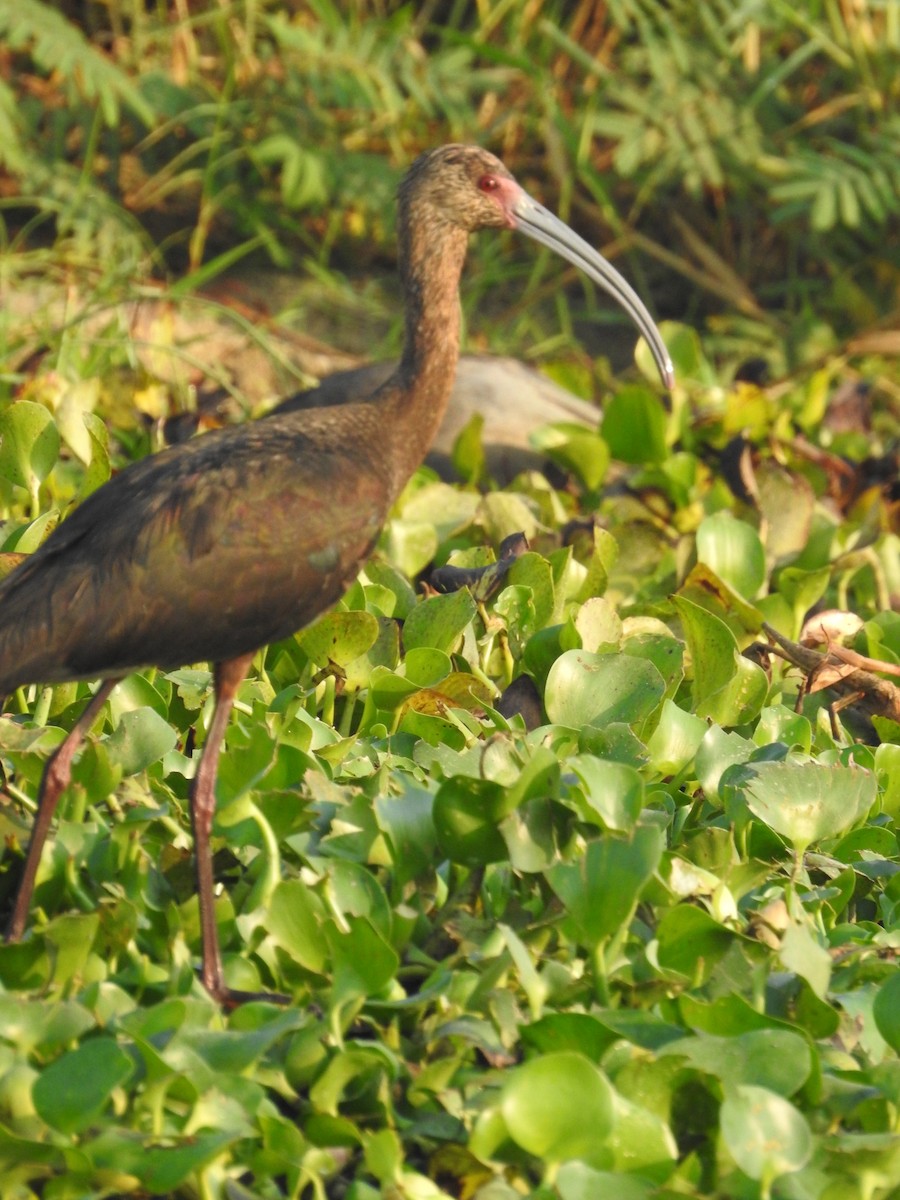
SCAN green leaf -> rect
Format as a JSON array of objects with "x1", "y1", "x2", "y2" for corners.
[
  {"x1": 32, "y1": 1037, "x2": 133, "y2": 1134},
  {"x1": 544, "y1": 650, "x2": 666, "y2": 733},
  {"x1": 500, "y1": 1051, "x2": 615, "y2": 1163},
  {"x1": 530, "y1": 422, "x2": 610, "y2": 489},
  {"x1": 656, "y1": 905, "x2": 735, "y2": 982},
  {"x1": 696, "y1": 513, "x2": 766, "y2": 599},
  {"x1": 722, "y1": 758, "x2": 877, "y2": 855},
  {"x1": 566, "y1": 756, "x2": 644, "y2": 832},
  {"x1": 433, "y1": 777, "x2": 510, "y2": 866},
  {"x1": 672, "y1": 595, "x2": 768, "y2": 725},
  {"x1": 601, "y1": 384, "x2": 668, "y2": 464},
  {"x1": 547, "y1": 825, "x2": 664, "y2": 947},
  {"x1": 720, "y1": 1085, "x2": 812, "y2": 1182},
  {"x1": 872, "y1": 972, "x2": 900, "y2": 1054},
  {"x1": 267, "y1": 880, "x2": 328, "y2": 973},
  {"x1": 662, "y1": 1029, "x2": 812, "y2": 1096},
  {"x1": 104, "y1": 707, "x2": 177, "y2": 775},
  {"x1": 297, "y1": 610, "x2": 380, "y2": 667},
  {"x1": 402, "y1": 588, "x2": 477, "y2": 653},
  {"x1": 0, "y1": 401, "x2": 60, "y2": 493}
]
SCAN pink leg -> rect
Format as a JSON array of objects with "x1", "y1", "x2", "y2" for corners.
[
  {"x1": 6, "y1": 679, "x2": 117, "y2": 941},
  {"x1": 191, "y1": 655, "x2": 287, "y2": 1006}
]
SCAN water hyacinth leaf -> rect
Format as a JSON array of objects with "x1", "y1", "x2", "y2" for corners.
[
  {"x1": 661, "y1": 1030, "x2": 812, "y2": 1096},
  {"x1": 402, "y1": 587, "x2": 477, "y2": 653},
  {"x1": 694, "y1": 725, "x2": 757, "y2": 802},
  {"x1": 753, "y1": 705, "x2": 812, "y2": 754},
  {"x1": 433, "y1": 777, "x2": 510, "y2": 866},
  {"x1": 609, "y1": 1090, "x2": 678, "y2": 1178},
  {"x1": 297, "y1": 610, "x2": 380, "y2": 668},
  {"x1": 567, "y1": 756, "x2": 644, "y2": 832},
  {"x1": 501, "y1": 797, "x2": 556, "y2": 872},
  {"x1": 451, "y1": 410, "x2": 485, "y2": 483},
  {"x1": 645, "y1": 699, "x2": 707, "y2": 775},
  {"x1": 638, "y1": 321, "x2": 710, "y2": 386},
  {"x1": 547, "y1": 824, "x2": 663, "y2": 947},
  {"x1": 778, "y1": 565, "x2": 831, "y2": 634},
  {"x1": 544, "y1": 650, "x2": 666, "y2": 733},
  {"x1": 0, "y1": 996, "x2": 96, "y2": 1055},
  {"x1": 44, "y1": 912, "x2": 100, "y2": 989},
  {"x1": 672, "y1": 596, "x2": 768, "y2": 726},
  {"x1": 521, "y1": 1013, "x2": 619, "y2": 1060},
  {"x1": 872, "y1": 971, "x2": 900, "y2": 1054},
  {"x1": 500, "y1": 1051, "x2": 615, "y2": 1163},
  {"x1": 3, "y1": 510, "x2": 60, "y2": 554},
  {"x1": 104, "y1": 706, "x2": 178, "y2": 775},
  {"x1": 384, "y1": 518, "x2": 439, "y2": 578},
  {"x1": 32, "y1": 1037, "x2": 133, "y2": 1134},
  {"x1": 134, "y1": 1133, "x2": 236, "y2": 1193},
  {"x1": 656, "y1": 905, "x2": 735, "y2": 982},
  {"x1": 696, "y1": 513, "x2": 766, "y2": 600},
  {"x1": 507, "y1": 552, "x2": 556, "y2": 629},
  {"x1": 267, "y1": 880, "x2": 328, "y2": 973},
  {"x1": 557, "y1": 1163, "x2": 654, "y2": 1200},
  {"x1": 601, "y1": 384, "x2": 667, "y2": 464},
  {"x1": 530, "y1": 421, "x2": 610, "y2": 490},
  {"x1": 374, "y1": 786, "x2": 436, "y2": 885},
  {"x1": 575, "y1": 596, "x2": 622, "y2": 651},
  {"x1": 722, "y1": 759, "x2": 877, "y2": 855},
  {"x1": 478, "y1": 490, "x2": 541, "y2": 544},
  {"x1": 0, "y1": 401, "x2": 60, "y2": 493},
  {"x1": 54, "y1": 377, "x2": 99, "y2": 464},
  {"x1": 756, "y1": 462, "x2": 816, "y2": 567},
  {"x1": 623, "y1": 632, "x2": 684, "y2": 695},
  {"x1": 779, "y1": 916, "x2": 832, "y2": 998},
  {"x1": 678, "y1": 562, "x2": 765, "y2": 633},
  {"x1": 720, "y1": 1086, "x2": 812, "y2": 1182},
  {"x1": 327, "y1": 916, "x2": 399, "y2": 1002},
  {"x1": 79, "y1": 411, "x2": 112, "y2": 497}
]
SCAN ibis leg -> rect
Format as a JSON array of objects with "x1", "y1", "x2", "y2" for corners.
[
  {"x1": 6, "y1": 679, "x2": 118, "y2": 941},
  {"x1": 191, "y1": 654, "x2": 287, "y2": 1006}
]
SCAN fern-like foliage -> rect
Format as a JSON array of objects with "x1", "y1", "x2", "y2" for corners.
[{"x1": 0, "y1": 0, "x2": 153, "y2": 168}]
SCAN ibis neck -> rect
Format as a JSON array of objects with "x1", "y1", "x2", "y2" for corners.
[{"x1": 384, "y1": 218, "x2": 468, "y2": 496}]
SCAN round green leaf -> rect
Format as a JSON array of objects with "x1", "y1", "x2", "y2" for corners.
[
  {"x1": 0, "y1": 401, "x2": 60, "y2": 492},
  {"x1": 297, "y1": 610, "x2": 379, "y2": 668},
  {"x1": 722, "y1": 759, "x2": 877, "y2": 855},
  {"x1": 544, "y1": 650, "x2": 665, "y2": 732},
  {"x1": 656, "y1": 905, "x2": 735, "y2": 981},
  {"x1": 720, "y1": 1085, "x2": 812, "y2": 1182},
  {"x1": 662, "y1": 1029, "x2": 812, "y2": 1096},
  {"x1": 501, "y1": 1051, "x2": 614, "y2": 1163}
]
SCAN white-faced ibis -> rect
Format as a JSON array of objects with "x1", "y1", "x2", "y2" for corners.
[{"x1": 0, "y1": 145, "x2": 673, "y2": 1005}]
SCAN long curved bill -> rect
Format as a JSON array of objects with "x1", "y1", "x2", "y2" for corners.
[{"x1": 511, "y1": 190, "x2": 674, "y2": 391}]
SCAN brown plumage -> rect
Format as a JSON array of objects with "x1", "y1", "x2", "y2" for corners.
[{"x1": 0, "y1": 145, "x2": 672, "y2": 1004}]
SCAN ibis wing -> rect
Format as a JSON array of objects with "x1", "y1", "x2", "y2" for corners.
[{"x1": 0, "y1": 412, "x2": 392, "y2": 690}]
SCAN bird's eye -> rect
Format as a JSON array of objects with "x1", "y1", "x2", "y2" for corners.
[{"x1": 478, "y1": 175, "x2": 500, "y2": 193}]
